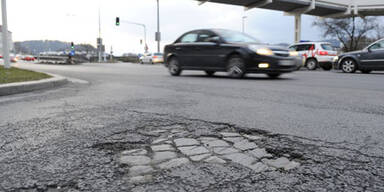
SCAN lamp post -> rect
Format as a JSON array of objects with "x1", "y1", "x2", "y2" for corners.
[
  {"x1": 156, "y1": 0, "x2": 160, "y2": 53},
  {"x1": 1, "y1": 0, "x2": 10, "y2": 69},
  {"x1": 242, "y1": 16, "x2": 247, "y2": 33},
  {"x1": 119, "y1": 20, "x2": 147, "y2": 53}
]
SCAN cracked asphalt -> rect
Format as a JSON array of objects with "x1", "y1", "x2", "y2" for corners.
[{"x1": 0, "y1": 62, "x2": 383, "y2": 191}]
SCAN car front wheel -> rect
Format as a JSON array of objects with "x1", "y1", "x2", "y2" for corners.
[
  {"x1": 168, "y1": 57, "x2": 182, "y2": 76},
  {"x1": 341, "y1": 59, "x2": 357, "y2": 73},
  {"x1": 227, "y1": 56, "x2": 245, "y2": 78}
]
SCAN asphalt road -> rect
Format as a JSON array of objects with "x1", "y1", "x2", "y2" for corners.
[
  {"x1": 1, "y1": 62, "x2": 384, "y2": 191},
  {"x1": 6, "y1": 62, "x2": 384, "y2": 154}
]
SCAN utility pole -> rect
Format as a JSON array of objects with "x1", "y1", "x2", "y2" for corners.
[
  {"x1": 1, "y1": 0, "x2": 10, "y2": 69},
  {"x1": 156, "y1": 0, "x2": 161, "y2": 53},
  {"x1": 98, "y1": 8, "x2": 102, "y2": 63}
]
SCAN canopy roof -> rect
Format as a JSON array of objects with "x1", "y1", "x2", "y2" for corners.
[{"x1": 197, "y1": 0, "x2": 384, "y2": 17}]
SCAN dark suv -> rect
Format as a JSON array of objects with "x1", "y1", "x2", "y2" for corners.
[
  {"x1": 164, "y1": 29, "x2": 302, "y2": 78},
  {"x1": 335, "y1": 38, "x2": 384, "y2": 73}
]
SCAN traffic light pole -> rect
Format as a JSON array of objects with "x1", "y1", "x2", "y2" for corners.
[
  {"x1": 120, "y1": 20, "x2": 147, "y2": 53},
  {"x1": 156, "y1": 0, "x2": 160, "y2": 53},
  {"x1": 1, "y1": 0, "x2": 10, "y2": 69}
]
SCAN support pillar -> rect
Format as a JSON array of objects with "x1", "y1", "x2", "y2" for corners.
[{"x1": 294, "y1": 14, "x2": 302, "y2": 43}]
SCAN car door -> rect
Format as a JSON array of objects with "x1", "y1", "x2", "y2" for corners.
[
  {"x1": 173, "y1": 32, "x2": 199, "y2": 68},
  {"x1": 194, "y1": 30, "x2": 222, "y2": 69},
  {"x1": 145, "y1": 53, "x2": 152, "y2": 63},
  {"x1": 364, "y1": 40, "x2": 384, "y2": 70}
]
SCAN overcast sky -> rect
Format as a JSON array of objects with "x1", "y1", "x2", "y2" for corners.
[{"x1": 3, "y1": 0, "x2": 323, "y2": 55}]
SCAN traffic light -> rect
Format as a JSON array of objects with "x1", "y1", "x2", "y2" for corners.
[
  {"x1": 116, "y1": 17, "x2": 120, "y2": 26},
  {"x1": 71, "y1": 42, "x2": 75, "y2": 49}
]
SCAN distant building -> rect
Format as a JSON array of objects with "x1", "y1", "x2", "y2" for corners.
[{"x1": 0, "y1": 25, "x2": 14, "y2": 55}]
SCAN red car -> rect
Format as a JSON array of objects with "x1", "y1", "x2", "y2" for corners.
[{"x1": 22, "y1": 56, "x2": 35, "y2": 61}]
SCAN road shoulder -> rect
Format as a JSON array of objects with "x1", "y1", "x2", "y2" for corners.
[{"x1": 0, "y1": 73, "x2": 68, "y2": 96}]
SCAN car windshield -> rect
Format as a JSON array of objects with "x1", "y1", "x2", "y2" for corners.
[
  {"x1": 154, "y1": 53, "x2": 163, "y2": 56},
  {"x1": 214, "y1": 29, "x2": 262, "y2": 44}
]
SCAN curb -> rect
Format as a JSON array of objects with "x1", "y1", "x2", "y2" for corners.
[{"x1": 0, "y1": 73, "x2": 68, "y2": 96}]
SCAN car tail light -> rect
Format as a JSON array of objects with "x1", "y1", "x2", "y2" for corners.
[
  {"x1": 319, "y1": 51, "x2": 328, "y2": 56},
  {"x1": 153, "y1": 56, "x2": 158, "y2": 58}
]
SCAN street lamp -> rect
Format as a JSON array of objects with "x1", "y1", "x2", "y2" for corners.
[
  {"x1": 242, "y1": 16, "x2": 247, "y2": 33},
  {"x1": 156, "y1": 0, "x2": 161, "y2": 53},
  {"x1": 1, "y1": 0, "x2": 10, "y2": 69}
]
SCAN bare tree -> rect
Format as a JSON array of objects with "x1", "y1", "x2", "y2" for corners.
[{"x1": 313, "y1": 16, "x2": 378, "y2": 52}]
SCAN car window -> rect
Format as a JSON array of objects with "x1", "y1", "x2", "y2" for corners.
[
  {"x1": 370, "y1": 40, "x2": 384, "y2": 50},
  {"x1": 296, "y1": 45, "x2": 307, "y2": 51},
  {"x1": 297, "y1": 44, "x2": 315, "y2": 51},
  {"x1": 154, "y1": 53, "x2": 163, "y2": 56},
  {"x1": 289, "y1": 45, "x2": 297, "y2": 51},
  {"x1": 321, "y1": 44, "x2": 334, "y2": 51},
  {"x1": 180, "y1": 33, "x2": 198, "y2": 43},
  {"x1": 214, "y1": 29, "x2": 261, "y2": 44},
  {"x1": 197, "y1": 31, "x2": 217, "y2": 42}
]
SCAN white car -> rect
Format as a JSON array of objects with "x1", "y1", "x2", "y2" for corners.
[
  {"x1": 139, "y1": 53, "x2": 164, "y2": 64},
  {"x1": 289, "y1": 42, "x2": 337, "y2": 70}
]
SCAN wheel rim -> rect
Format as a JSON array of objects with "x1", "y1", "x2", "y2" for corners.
[
  {"x1": 342, "y1": 60, "x2": 355, "y2": 73},
  {"x1": 307, "y1": 61, "x2": 316, "y2": 70},
  {"x1": 228, "y1": 58, "x2": 244, "y2": 76}
]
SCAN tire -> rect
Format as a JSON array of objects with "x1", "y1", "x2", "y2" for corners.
[
  {"x1": 205, "y1": 71, "x2": 215, "y2": 76},
  {"x1": 267, "y1": 73, "x2": 281, "y2": 79},
  {"x1": 227, "y1": 55, "x2": 246, "y2": 78},
  {"x1": 140, "y1": 60, "x2": 143, "y2": 64},
  {"x1": 361, "y1": 69, "x2": 372, "y2": 74},
  {"x1": 341, "y1": 58, "x2": 357, "y2": 73},
  {"x1": 168, "y1": 57, "x2": 182, "y2": 76},
  {"x1": 306, "y1": 59, "x2": 318, "y2": 70}
]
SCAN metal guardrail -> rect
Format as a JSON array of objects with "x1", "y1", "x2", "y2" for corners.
[{"x1": 38, "y1": 55, "x2": 86, "y2": 65}]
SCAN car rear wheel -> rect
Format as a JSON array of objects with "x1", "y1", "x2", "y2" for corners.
[
  {"x1": 267, "y1": 73, "x2": 281, "y2": 79},
  {"x1": 168, "y1": 57, "x2": 182, "y2": 76},
  {"x1": 361, "y1": 69, "x2": 372, "y2": 74},
  {"x1": 306, "y1": 59, "x2": 318, "y2": 70},
  {"x1": 227, "y1": 56, "x2": 245, "y2": 78},
  {"x1": 205, "y1": 71, "x2": 215, "y2": 76},
  {"x1": 341, "y1": 59, "x2": 357, "y2": 73}
]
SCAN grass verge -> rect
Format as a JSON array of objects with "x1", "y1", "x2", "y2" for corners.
[{"x1": 0, "y1": 66, "x2": 51, "y2": 85}]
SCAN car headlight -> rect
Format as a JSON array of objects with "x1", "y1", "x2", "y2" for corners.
[
  {"x1": 333, "y1": 56, "x2": 339, "y2": 62},
  {"x1": 289, "y1": 51, "x2": 298, "y2": 57},
  {"x1": 249, "y1": 45, "x2": 274, "y2": 56}
]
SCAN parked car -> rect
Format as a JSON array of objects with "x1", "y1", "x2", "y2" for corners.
[
  {"x1": 139, "y1": 53, "x2": 164, "y2": 64},
  {"x1": 289, "y1": 42, "x2": 337, "y2": 70},
  {"x1": 334, "y1": 38, "x2": 384, "y2": 73},
  {"x1": 22, "y1": 55, "x2": 36, "y2": 61},
  {"x1": 163, "y1": 29, "x2": 302, "y2": 78}
]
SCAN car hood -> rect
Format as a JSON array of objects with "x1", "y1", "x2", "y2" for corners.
[{"x1": 340, "y1": 50, "x2": 365, "y2": 57}]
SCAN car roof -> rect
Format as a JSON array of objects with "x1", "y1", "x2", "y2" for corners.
[{"x1": 290, "y1": 42, "x2": 331, "y2": 46}]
